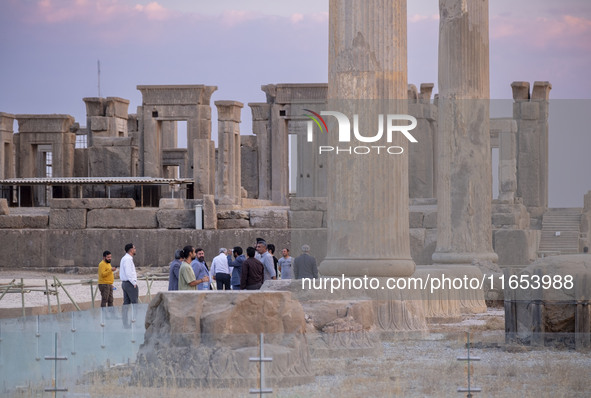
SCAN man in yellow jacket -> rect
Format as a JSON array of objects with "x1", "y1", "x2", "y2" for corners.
[{"x1": 98, "y1": 251, "x2": 117, "y2": 307}]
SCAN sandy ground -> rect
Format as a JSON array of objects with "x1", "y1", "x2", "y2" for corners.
[{"x1": 0, "y1": 269, "x2": 170, "y2": 317}]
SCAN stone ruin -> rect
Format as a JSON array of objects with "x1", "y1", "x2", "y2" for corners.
[
  {"x1": 505, "y1": 254, "x2": 591, "y2": 349},
  {"x1": 133, "y1": 291, "x2": 313, "y2": 387},
  {"x1": 0, "y1": 3, "x2": 588, "y2": 386}
]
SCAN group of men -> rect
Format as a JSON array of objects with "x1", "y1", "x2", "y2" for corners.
[
  {"x1": 167, "y1": 239, "x2": 318, "y2": 292},
  {"x1": 96, "y1": 239, "x2": 319, "y2": 307}
]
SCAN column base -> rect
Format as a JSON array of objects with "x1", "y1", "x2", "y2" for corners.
[
  {"x1": 319, "y1": 258, "x2": 416, "y2": 278},
  {"x1": 431, "y1": 251, "x2": 498, "y2": 265}
]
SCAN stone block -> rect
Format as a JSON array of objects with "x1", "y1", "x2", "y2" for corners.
[
  {"x1": 493, "y1": 229, "x2": 538, "y2": 265},
  {"x1": 134, "y1": 291, "x2": 312, "y2": 387},
  {"x1": 87, "y1": 209, "x2": 158, "y2": 228},
  {"x1": 492, "y1": 213, "x2": 519, "y2": 227},
  {"x1": 90, "y1": 116, "x2": 109, "y2": 131},
  {"x1": 290, "y1": 197, "x2": 328, "y2": 211},
  {"x1": 249, "y1": 208, "x2": 288, "y2": 229},
  {"x1": 49, "y1": 209, "x2": 87, "y2": 229},
  {"x1": 158, "y1": 199, "x2": 185, "y2": 209},
  {"x1": 519, "y1": 102, "x2": 540, "y2": 120},
  {"x1": 409, "y1": 211, "x2": 424, "y2": 228},
  {"x1": 423, "y1": 210, "x2": 438, "y2": 229},
  {"x1": 88, "y1": 146, "x2": 138, "y2": 177},
  {"x1": 157, "y1": 209, "x2": 195, "y2": 229},
  {"x1": 50, "y1": 198, "x2": 136, "y2": 209},
  {"x1": 0, "y1": 215, "x2": 48, "y2": 228},
  {"x1": 217, "y1": 210, "x2": 249, "y2": 220},
  {"x1": 409, "y1": 228, "x2": 425, "y2": 262},
  {"x1": 289, "y1": 211, "x2": 324, "y2": 229},
  {"x1": 92, "y1": 137, "x2": 133, "y2": 146},
  {"x1": 203, "y1": 195, "x2": 216, "y2": 229},
  {"x1": 0, "y1": 199, "x2": 8, "y2": 215},
  {"x1": 217, "y1": 218, "x2": 249, "y2": 229}
]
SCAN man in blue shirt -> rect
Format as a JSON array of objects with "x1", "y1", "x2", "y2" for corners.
[
  {"x1": 191, "y1": 248, "x2": 210, "y2": 290},
  {"x1": 168, "y1": 249, "x2": 183, "y2": 291},
  {"x1": 228, "y1": 246, "x2": 246, "y2": 290}
]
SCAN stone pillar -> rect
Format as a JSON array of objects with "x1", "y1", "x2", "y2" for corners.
[
  {"x1": 491, "y1": 118, "x2": 518, "y2": 203},
  {"x1": 512, "y1": 81, "x2": 551, "y2": 220},
  {"x1": 249, "y1": 102, "x2": 272, "y2": 200},
  {"x1": 215, "y1": 101, "x2": 243, "y2": 205},
  {"x1": 432, "y1": 0, "x2": 498, "y2": 264},
  {"x1": 193, "y1": 138, "x2": 212, "y2": 198},
  {"x1": 0, "y1": 113, "x2": 15, "y2": 179},
  {"x1": 319, "y1": 0, "x2": 415, "y2": 277},
  {"x1": 270, "y1": 103, "x2": 289, "y2": 205},
  {"x1": 408, "y1": 83, "x2": 437, "y2": 199}
]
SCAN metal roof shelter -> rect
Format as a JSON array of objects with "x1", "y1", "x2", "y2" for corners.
[{"x1": 0, "y1": 177, "x2": 194, "y2": 207}]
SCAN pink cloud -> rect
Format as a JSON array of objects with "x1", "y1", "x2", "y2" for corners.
[
  {"x1": 24, "y1": 0, "x2": 177, "y2": 25},
  {"x1": 491, "y1": 14, "x2": 591, "y2": 51},
  {"x1": 408, "y1": 14, "x2": 439, "y2": 23}
]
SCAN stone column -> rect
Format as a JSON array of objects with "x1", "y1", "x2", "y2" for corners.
[
  {"x1": 492, "y1": 118, "x2": 518, "y2": 203},
  {"x1": 432, "y1": 0, "x2": 498, "y2": 264},
  {"x1": 319, "y1": 0, "x2": 415, "y2": 277},
  {"x1": 249, "y1": 103, "x2": 272, "y2": 200},
  {"x1": 193, "y1": 138, "x2": 212, "y2": 198},
  {"x1": 512, "y1": 81, "x2": 551, "y2": 220},
  {"x1": 0, "y1": 112, "x2": 15, "y2": 179},
  {"x1": 270, "y1": 103, "x2": 289, "y2": 205},
  {"x1": 408, "y1": 83, "x2": 437, "y2": 199},
  {"x1": 215, "y1": 101, "x2": 243, "y2": 205}
]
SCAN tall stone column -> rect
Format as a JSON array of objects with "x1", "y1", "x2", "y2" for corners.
[
  {"x1": 319, "y1": 0, "x2": 415, "y2": 277},
  {"x1": 512, "y1": 81, "x2": 551, "y2": 220},
  {"x1": 432, "y1": 0, "x2": 498, "y2": 264},
  {"x1": 408, "y1": 83, "x2": 437, "y2": 199},
  {"x1": 215, "y1": 101, "x2": 243, "y2": 205},
  {"x1": 249, "y1": 103, "x2": 272, "y2": 200}
]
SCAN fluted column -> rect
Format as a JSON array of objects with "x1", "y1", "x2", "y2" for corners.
[
  {"x1": 432, "y1": 0, "x2": 498, "y2": 264},
  {"x1": 319, "y1": 0, "x2": 415, "y2": 277}
]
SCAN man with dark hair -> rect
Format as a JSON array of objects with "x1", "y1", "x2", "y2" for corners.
[
  {"x1": 255, "y1": 240, "x2": 276, "y2": 282},
  {"x1": 168, "y1": 249, "x2": 183, "y2": 291},
  {"x1": 241, "y1": 246, "x2": 264, "y2": 290},
  {"x1": 278, "y1": 248, "x2": 293, "y2": 279},
  {"x1": 119, "y1": 243, "x2": 138, "y2": 304},
  {"x1": 228, "y1": 246, "x2": 246, "y2": 290},
  {"x1": 267, "y1": 244, "x2": 279, "y2": 278},
  {"x1": 191, "y1": 248, "x2": 210, "y2": 290},
  {"x1": 119, "y1": 243, "x2": 138, "y2": 328},
  {"x1": 98, "y1": 250, "x2": 117, "y2": 307},
  {"x1": 179, "y1": 246, "x2": 208, "y2": 290}
]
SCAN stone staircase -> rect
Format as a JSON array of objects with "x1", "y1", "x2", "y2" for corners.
[{"x1": 538, "y1": 208, "x2": 582, "y2": 255}]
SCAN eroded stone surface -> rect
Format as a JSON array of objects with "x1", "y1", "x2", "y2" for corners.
[{"x1": 133, "y1": 291, "x2": 313, "y2": 387}]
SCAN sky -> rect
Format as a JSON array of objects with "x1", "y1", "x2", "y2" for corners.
[{"x1": 0, "y1": 0, "x2": 590, "y2": 206}]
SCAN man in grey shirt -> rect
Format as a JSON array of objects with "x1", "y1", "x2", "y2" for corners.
[
  {"x1": 293, "y1": 244, "x2": 318, "y2": 279},
  {"x1": 278, "y1": 248, "x2": 293, "y2": 279},
  {"x1": 255, "y1": 240, "x2": 276, "y2": 282}
]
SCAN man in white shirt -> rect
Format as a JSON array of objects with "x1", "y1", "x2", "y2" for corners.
[
  {"x1": 119, "y1": 243, "x2": 139, "y2": 328},
  {"x1": 211, "y1": 248, "x2": 231, "y2": 290}
]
